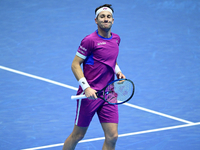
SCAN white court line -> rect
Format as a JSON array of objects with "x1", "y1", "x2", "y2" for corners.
[
  {"x1": 21, "y1": 122, "x2": 200, "y2": 150},
  {"x1": 122, "y1": 102, "x2": 194, "y2": 124},
  {"x1": 0, "y1": 65, "x2": 193, "y2": 124},
  {"x1": 0, "y1": 65, "x2": 78, "y2": 91}
]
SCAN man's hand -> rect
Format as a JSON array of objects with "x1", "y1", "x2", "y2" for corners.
[
  {"x1": 84, "y1": 87, "x2": 97, "y2": 100},
  {"x1": 116, "y1": 72, "x2": 126, "y2": 79}
]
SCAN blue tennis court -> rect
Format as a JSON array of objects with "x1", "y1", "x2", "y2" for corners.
[{"x1": 0, "y1": 0, "x2": 200, "y2": 149}]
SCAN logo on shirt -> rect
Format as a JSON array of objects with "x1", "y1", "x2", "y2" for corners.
[
  {"x1": 97, "y1": 42, "x2": 106, "y2": 45},
  {"x1": 80, "y1": 45, "x2": 87, "y2": 51}
]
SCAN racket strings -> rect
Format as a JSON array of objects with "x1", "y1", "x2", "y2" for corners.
[
  {"x1": 114, "y1": 80, "x2": 133, "y2": 100},
  {"x1": 105, "y1": 80, "x2": 133, "y2": 104}
]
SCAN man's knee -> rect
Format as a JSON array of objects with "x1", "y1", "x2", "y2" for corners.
[
  {"x1": 105, "y1": 133, "x2": 118, "y2": 144},
  {"x1": 71, "y1": 132, "x2": 85, "y2": 142},
  {"x1": 70, "y1": 125, "x2": 88, "y2": 142}
]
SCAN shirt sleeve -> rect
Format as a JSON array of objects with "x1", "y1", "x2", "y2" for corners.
[{"x1": 76, "y1": 36, "x2": 92, "y2": 59}]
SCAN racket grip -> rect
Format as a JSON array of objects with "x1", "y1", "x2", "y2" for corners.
[{"x1": 71, "y1": 94, "x2": 87, "y2": 100}]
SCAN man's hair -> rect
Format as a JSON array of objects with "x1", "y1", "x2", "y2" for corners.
[{"x1": 95, "y1": 4, "x2": 114, "y2": 15}]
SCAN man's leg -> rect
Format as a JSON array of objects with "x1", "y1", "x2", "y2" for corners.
[
  {"x1": 101, "y1": 123, "x2": 118, "y2": 150},
  {"x1": 62, "y1": 125, "x2": 88, "y2": 150}
]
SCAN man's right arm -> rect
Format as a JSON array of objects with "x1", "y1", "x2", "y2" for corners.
[{"x1": 71, "y1": 55, "x2": 97, "y2": 99}]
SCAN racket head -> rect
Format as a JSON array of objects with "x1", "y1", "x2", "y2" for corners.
[{"x1": 97, "y1": 79, "x2": 135, "y2": 105}]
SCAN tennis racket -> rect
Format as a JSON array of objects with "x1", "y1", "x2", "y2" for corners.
[{"x1": 71, "y1": 78, "x2": 135, "y2": 105}]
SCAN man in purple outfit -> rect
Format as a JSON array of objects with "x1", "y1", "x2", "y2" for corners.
[{"x1": 63, "y1": 4, "x2": 125, "y2": 150}]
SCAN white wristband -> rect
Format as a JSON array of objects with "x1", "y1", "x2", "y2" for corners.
[
  {"x1": 115, "y1": 64, "x2": 121, "y2": 74},
  {"x1": 78, "y1": 77, "x2": 90, "y2": 91}
]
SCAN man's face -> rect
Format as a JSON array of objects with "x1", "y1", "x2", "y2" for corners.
[{"x1": 95, "y1": 11, "x2": 114, "y2": 31}]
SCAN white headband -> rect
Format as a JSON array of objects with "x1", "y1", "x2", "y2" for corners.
[{"x1": 95, "y1": 7, "x2": 113, "y2": 18}]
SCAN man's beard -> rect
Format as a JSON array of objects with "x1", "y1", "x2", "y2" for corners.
[{"x1": 99, "y1": 21, "x2": 112, "y2": 31}]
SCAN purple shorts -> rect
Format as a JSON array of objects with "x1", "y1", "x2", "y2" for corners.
[{"x1": 75, "y1": 98, "x2": 119, "y2": 127}]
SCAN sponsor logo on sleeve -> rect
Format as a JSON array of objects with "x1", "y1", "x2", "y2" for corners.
[{"x1": 80, "y1": 45, "x2": 87, "y2": 51}]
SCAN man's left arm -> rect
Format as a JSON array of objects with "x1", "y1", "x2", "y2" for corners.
[{"x1": 115, "y1": 63, "x2": 126, "y2": 79}]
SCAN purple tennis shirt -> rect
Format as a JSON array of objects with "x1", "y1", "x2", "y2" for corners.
[{"x1": 76, "y1": 30, "x2": 120, "y2": 94}]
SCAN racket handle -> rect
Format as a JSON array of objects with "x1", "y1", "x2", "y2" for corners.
[{"x1": 71, "y1": 95, "x2": 87, "y2": 100}]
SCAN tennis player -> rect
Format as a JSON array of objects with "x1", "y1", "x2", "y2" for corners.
[{"x1": 63, "y1": 4, "x2": 125, "y2": 150}]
